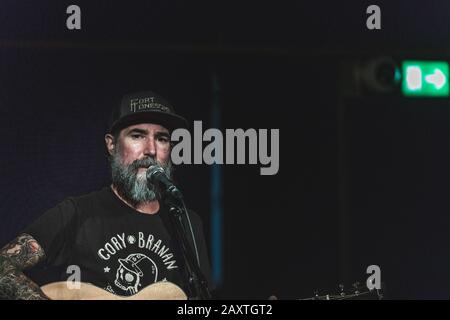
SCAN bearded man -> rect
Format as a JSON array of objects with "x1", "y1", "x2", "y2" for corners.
[{"x1": 0, "y1": 91, "x2": 212, "y2": 299}]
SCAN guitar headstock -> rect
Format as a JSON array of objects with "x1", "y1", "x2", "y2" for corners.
[{"x1": 301, "y1": 282, "x2": 384, "y2": 300}]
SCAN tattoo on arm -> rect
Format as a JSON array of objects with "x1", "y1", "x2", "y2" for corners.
[{"x1": 0, "y1": 233, "x2": 49, "y2": 300}]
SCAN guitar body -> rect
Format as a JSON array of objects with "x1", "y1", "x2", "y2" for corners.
[{"x1": 41, "y1": 281, "x2": 188, "y2": 300}]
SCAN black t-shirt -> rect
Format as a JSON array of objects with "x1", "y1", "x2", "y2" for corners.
[{"x1": 24, "y1": 186, "x2": 212, "y2": 297}]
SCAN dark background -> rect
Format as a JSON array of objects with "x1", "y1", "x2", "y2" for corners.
[{"x1": 0, "y1": 0, "x2": 449, "y2": 299}]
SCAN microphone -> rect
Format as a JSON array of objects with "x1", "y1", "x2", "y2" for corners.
[{"x1": 146, "y1": 165, "x2": 183, "y2": 201}]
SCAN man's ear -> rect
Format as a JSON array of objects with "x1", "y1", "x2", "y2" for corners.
[{"x1": 105, "y1": 133, "x2": 116, "y2": 156}]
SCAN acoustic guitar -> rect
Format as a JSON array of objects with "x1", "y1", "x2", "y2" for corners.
[{"x1": 41, "y1": 281, "x2": 188, "y2": 300}]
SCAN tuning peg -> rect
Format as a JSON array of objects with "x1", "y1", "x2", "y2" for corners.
[
  {"x1": 338, "y1": 284, "x2": 345, "y2": 296},
  {"x1": 352, "y1": 282, "x2": 361, "y2": 294}
]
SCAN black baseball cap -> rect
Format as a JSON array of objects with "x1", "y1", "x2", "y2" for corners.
[{"x1": 108, "y1": 91, "x2": 188, "y2": 134}]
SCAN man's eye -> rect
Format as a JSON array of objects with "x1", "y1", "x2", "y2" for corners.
[
  {"x1": 157, "y1": 136, "x2": 170, "y2": 143},
  {"x1": 131, "y1": 134, "x2": 144, "y2": 139}
]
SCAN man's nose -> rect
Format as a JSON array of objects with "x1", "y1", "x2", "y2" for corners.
[{"x1": 143, "y1": 137, "x2": 157, "y2": 157}]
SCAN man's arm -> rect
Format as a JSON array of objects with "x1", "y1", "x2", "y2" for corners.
[{"x1": 0, "y1": 233, "x2": 49, "y2": 300}]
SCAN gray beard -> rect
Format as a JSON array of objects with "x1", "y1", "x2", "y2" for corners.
[{"x1": 110, "y1": 152, "x2": 173, "y2": 208}]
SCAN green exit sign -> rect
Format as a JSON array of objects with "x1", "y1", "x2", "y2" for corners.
[{"x1": 402, "y1": 61, "x2": 449, "y2": 97}]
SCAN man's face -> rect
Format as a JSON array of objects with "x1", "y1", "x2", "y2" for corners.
[
  {"x1": 105, "y1": 123, "x2": 172, "y2": 206},
  {"x1": 114, "y1": 123, "x2": 171, "y2": 168}
]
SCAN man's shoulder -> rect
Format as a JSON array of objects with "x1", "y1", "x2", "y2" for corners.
[{"x1": 65, "y1": 186, "x2": 111, "y2": 208}]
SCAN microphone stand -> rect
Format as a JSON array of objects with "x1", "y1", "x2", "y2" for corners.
[{"x1": 164, "y1": 196, "x2": 212, "y2": 300}]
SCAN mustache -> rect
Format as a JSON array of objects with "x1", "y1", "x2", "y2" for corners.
[{"x1": 129, "y1": 157, "x2": 158, "y2": 172}]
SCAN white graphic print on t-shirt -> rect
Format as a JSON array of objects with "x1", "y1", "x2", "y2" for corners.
[{"x1": 96, "y1": 232, "x2": 179, "y2": 295}]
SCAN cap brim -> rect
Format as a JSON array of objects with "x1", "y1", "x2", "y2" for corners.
[{"x1": 109, "y1": 111, "x2": 188, "y2": 134}]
